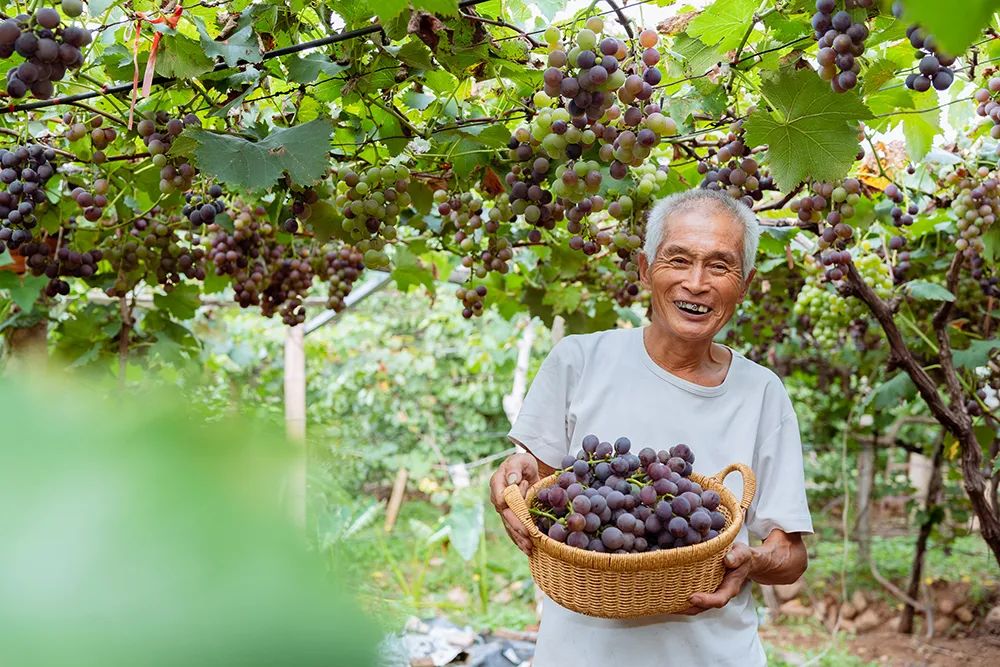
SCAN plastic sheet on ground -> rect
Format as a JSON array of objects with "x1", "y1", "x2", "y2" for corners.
[{"x1": 378, "y1": 616, "x2": 535, "y2": 667}]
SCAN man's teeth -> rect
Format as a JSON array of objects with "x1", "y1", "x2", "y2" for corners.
[{"x1": 676, "y1": 301, "x2": 711, "y2": 314}]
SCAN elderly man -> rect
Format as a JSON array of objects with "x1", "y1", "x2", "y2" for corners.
[{"x1": 489, "y1": 189, "x2": 812, "y2": 666}]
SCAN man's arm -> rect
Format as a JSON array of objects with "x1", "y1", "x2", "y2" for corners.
[
  {"x1": 679, "y1": 529, "x2": 807, "y2": 614},
  {"x1": 745, "y1": 528, "x2": 808, "y2": 585}
]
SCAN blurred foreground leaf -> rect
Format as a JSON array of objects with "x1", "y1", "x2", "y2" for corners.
[{"x1": 0, "y1": 376, "x2": 378, "y2": 667}]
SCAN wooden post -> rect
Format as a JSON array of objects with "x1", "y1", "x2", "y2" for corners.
[
  {"x1": 284, "y1": 323, "x2": 306, "y2": 530},
  {"x1": 384, "y1": 468, "x2": 409, "y2": 533}
]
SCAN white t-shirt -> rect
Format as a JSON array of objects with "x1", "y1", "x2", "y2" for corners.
[{"x1": 507, "y1": 327, "x2": 813, "y2": 667}]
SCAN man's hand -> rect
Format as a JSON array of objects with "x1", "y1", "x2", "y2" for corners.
[
  {"x1": 676, "y1": 530, "x2": 808, "y2": 615},
  {"x1": 676, "y1": 544, "x2": 753, "y2": 615},
  {"x1": 489, "y1": 453, "x2": 542, "y2": 556}
]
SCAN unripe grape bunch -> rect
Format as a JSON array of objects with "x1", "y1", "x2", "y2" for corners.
[
  {"x1": 698, "y1": 122, "x2": 778, "y2": 208},
  {"x1": 530, "y1": 437, "x2": 727, "y2": 553},
  {"x1": 136, "y1": 112, "x2": 202, "y2": 194},
  {"x1": 0, "y1": 5, "x2": 91, "y2": 100},
  {"x1": 973, "y1": 77, "x2": 1000, "y2": 145},
  {"x1": 793, "y1": 247, "x2": 891, "y2": 347},
  {"x1": 791, "y1": 178, "x2": 863, "y2": 251},
  {"x1": 945, "y1": 167, "x2": 1000, "y2": 257}
]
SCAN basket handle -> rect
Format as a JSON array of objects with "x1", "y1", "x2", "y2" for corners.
[
  {"x1": 710, "y1": 462, "x2": 756, "y2": 513},
  {"x1": 502, "y1": 484, "x2": 543, "y2": 540}
]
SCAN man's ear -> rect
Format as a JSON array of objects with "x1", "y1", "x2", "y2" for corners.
[
  {"x1": 638, "y1": 252, "x2": 650, "y2": 288},
  {"x1": 740, "y1": 268, "x2": 756, "y2": 300}
]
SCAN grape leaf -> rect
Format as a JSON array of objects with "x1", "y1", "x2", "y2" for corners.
[
  {"x1": 899, "y1": 0, "x2": 999, "y2": 56},
  {"x1": 153, "y1": 284, "x2": 202, "y2": 320},
  {"x1": 687, "y1": 0, "x2": 758, "y2": 52},
  {"x1": 445, "y1": 496, "x2": 483, "y2": 562},
  {"x1": 870, "y1": 372, "x2": 917, "y2": 409},
  {"x1": 952, "y1": 338, "x2": 1000, "y2": 370},
  {"x1": 900, "y1": 105, "x2": 940, "y2": 162},
  {"x1": 0, "y1": 274, "x2": 47, "y2": 312},
  {"x1": 414, "y1": 0, "x2": 460, "y2": 16},
  {"x1": 743, "y1": 68, "x2": 872, "y2": 190},
  {"x1": 673, "y1": 34, "x2": 722, "y2": 77},
  {"x1": 174, "y1": 119, "x2": 334, "y2": 191},
  {"x1": 193, "y1": 17, "x2": 262, "y2": 67},
  {"x1": 391, "y1": 246, "x2": 436, "y2": 294},
  {"x1": 362, "y1": 0, "x2": 408, "y2": 25},
  {"x1": 905, "y1": 279, "x2": 955, "y2": 302},
  {"x1": 285, "y1": 54, "x2": 347, "y2": 84},
  {"x1": 156, "y1": 35, "x2": 214, "y2": 79}
]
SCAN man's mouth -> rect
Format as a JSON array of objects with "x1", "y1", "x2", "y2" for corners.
[{"x1": 674, "y1": 300, "x2": 712, "y2": 315}]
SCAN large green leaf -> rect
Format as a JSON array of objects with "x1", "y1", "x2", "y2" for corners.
[
  {"x1": 871, "y1": 371, "x2": 917, "y2": 409},
  {"x1": 193, "y1": 17, "x2": 262, "y2": 67},
  {"x1": 905, "y1": 279, "x2": 954, "y2": 302},
  {"x1": 899, "y1": 0, "x2": 1000, "y2": 56},
  {"x1": 0, "y1": 274, "x2": 47, "y2": 312},
  {"x1": 900, "y1": 104, "x2": 941, "y2": 162},
  {"x1": 687, "y1": 0, "x2": 758, "y2": 52},
  {"x1": 445, "y1": 496, "x2": 483, "y2": 562},
  {"x1": 173, "y1": 119, "x2": 334, "y2": 191},
  {"x1": 155, "y1": 34, "x2": 214, "y2": 79},
  {"x1": 153, "y1": 284, "x2": 202, "y2": 320},
  {"x1": 953, "y1": 338, "x2": 1000, "y2": 370},
  {"x1": 744, "y1": 68, "x2": 873, "y2": 190}
]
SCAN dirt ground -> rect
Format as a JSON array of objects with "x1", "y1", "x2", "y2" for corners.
[{"x1": 761, "y1": 623, "x2": 1000, "y2": 666}]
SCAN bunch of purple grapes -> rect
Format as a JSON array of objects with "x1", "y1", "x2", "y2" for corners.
[
  {"x1": 530, "y1": 436, "x2": 726, "y2": 553},
  {"x1": 891, "y1": 2, "x2": 956, "y2": 92},
  {"x1": 811, "y1": 0, "x2": 871, "y2": 93},
  {"x1": 0, "y1": 7, "x2": 91, "y2": 100},
  {"x1": 0, "y1": 144, "x2": 57, "y2": 253}
]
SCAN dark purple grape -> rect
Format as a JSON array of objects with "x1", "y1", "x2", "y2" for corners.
[
  {"x1": 701, "y1": 490, "x2": 721, "y2": 511},
  {"x1": 601, "y1": 526, "x2": 625, "y2": 549},
  {"x1": 614, "y1": 437, "x2": 631, "y2": 454},
  {"x1": 548, "y1": 523, "x2": 567, "y2": 542},
  {"x1": 572, "y1": 459, "x2": 589, "y2": 477},
  {"x1": 710, "y1": 511, "x2": 726, "y2": 531},
  {"x1": 655, "y1": 500, "x2": 673, "y2": 521},
  {"x1": 572, "y1": 495, "x2": 592, "y2": 514},
  {"x1": 690, "y1": 510, "x2": 712, "y2": 534},
  {"x1": 595, "y1": 441, "x2": 613, "y2": 458},
  {"x1": 671, "y1": 495, "x2": 691, "y2": 517},
  {"x1": 616, "y1": 512, "x2": 637, "y2": 533},
  {"x1": 566, "y1": 512, "x2": 586, "y2": 532},
  {"x1": 639, "y1": 485, "x2": 657, "y2": 506},
  {"x1": 680, "y1": 491, "x2": 702, "y2": 510},
  {"x1": 668, "y1": 516, "x2": 688, "y2": 538}
]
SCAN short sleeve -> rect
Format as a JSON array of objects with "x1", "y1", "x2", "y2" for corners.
[
  {"x1": 507, "y1": 338, "x2": 580, "y2": 469},
  {"x1": 746, "y1": 408, "x2": 814, "y2": 540}
]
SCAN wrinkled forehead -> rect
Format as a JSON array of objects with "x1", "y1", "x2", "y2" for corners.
[{"x1": 656, "y1": 205, "x2": 745, "y2": 257}]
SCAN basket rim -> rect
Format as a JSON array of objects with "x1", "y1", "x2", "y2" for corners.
[{"x1": 525, "y1": 470, "x2": 749, "y2": 572}]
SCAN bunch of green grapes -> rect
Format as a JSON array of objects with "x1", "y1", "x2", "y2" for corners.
[
  {"x1": 794, "y1": 248, "x2": 891, "y2": 347},
  {"x1": 337, "y1": 164, "x2": 412, "y2": 242},
  {"x1": 945, "y1": 167, "x2": 1000, "y2": 257}
]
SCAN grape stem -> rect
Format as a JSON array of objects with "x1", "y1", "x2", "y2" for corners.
[{"x1": 529, "y1": 507, "x2": 559, "y2": 522}]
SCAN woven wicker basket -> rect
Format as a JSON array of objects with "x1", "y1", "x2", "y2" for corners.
[{"x1": 503, "y1": 462, "x2": 755, "y2": 619}]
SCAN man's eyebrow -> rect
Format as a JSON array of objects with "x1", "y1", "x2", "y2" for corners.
[{"x1": 659, "y1": 245, "x2": 739, "y2": 263}]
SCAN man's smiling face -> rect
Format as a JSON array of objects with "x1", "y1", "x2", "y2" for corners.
[{"x1": 640, "y1": 206, "x2": 753, "y2": 343}]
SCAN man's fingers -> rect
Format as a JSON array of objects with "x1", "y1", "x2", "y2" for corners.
[{"x1": 502, "y1": 508, "x2": 533, "y2": 554}]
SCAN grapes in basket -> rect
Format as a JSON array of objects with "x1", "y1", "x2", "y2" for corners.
[{"x1": 529, "y1": 436, "x2": 727, "y2": 553}]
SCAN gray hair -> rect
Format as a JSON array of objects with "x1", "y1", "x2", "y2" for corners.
[{"x1": 643, "y1": 189, "x2": 760, "y2": 280}]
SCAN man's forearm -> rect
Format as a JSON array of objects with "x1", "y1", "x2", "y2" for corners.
[{"x1": 748, "y1": 531, "x2": 808, "y2": 585}]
